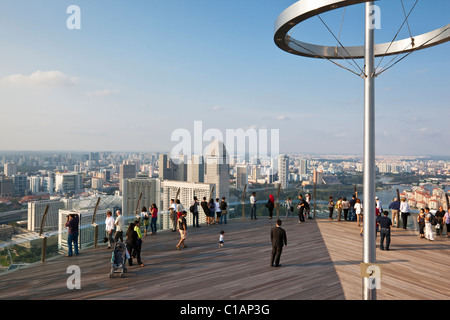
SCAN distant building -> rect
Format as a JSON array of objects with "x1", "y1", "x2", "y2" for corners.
[
  {"x1": 204, "y1": 141, "x2": 230, "y2": 200},
  {"x1": 12, "y1": 174, "x2": 28, "y2": 197},
  {"x1": 299, "y1": 159, "x2": 308, "y2": 175},
  {"x1": 236, "y1": 165, "x2": 248, "y2": 190},
  {"x1": 187, "y1": 155, "x2": 204, "y2": 183},
  {"x1": 278, "y1": 155, "x2": 289, "y2": 189},
  {"x1": 122, "y1": 177, "x2": 161, "y2": 219},
  {"x1": 55, "y1": 172, "x2": 83, "y2": 193},
  {"x1": 28, "y1": 199, "x2": 65, "y2": 232},
  {"x1": 119, "y1": 164, "x2": 136, "y2": 191},
  {"x1": 4, "y1": 163, "x2": 17, "y2": 177},
  {"x1": 162, "y1": 180, "x2": 214, "y2": 227},
  {"x1": 0, "y1": 174, "x2": 13, "y2": 197}
]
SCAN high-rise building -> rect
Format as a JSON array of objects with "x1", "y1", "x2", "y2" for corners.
[
  {"x1": 12, "y1": 174, "x2": 28, "y2": 196},
  {"x1": 313, "y1": 169, "x2": 324, "y2": 185},
  {"x1": 0, "y1": 174, "x2": 13, "y2": 197},
  {"x1": 299, "y1": 159, "x2": 308, "y2": 175},
  {"x1": 204, "y1": 140, "x2": 230, "y2": 201},
  {"x1": 187, "y1": 155, "x2": 204, "y2": 183},
  {"x1": 29, "y1": 176, "x2": 41, "y2": 194},
  {"x1": 236, "y1": 165, "x2": 248, "y2": 190},
  {"x1": 122, "y1": 177, "x2": 161, "y2": 219},
  {"x1": 55, "y1": 172, "x2": 83, "y2": 193},
  {"x1": 4, "y1": 163, "x2": 17, "y2": 177},
  {"x1": 278, "y1": 155, "x2": 289, "y2": 189},
  {"x1": 28, "y1": 199, "x2": 65, "y2": 232},
  {"x1": 162, "y1": 180, "x2": 214, "y2": 227},
  {"x1": 119, "y1": 164, "x2": 136, "y2": 191}
]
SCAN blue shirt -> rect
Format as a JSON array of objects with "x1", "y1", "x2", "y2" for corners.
[{"x1": 388, "y1": 201, "x2": 400, "y2": 210}]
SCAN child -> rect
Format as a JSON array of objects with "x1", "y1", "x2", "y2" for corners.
[{"x1": 219, "y1": 230, "x2": 225, "y2": 248}]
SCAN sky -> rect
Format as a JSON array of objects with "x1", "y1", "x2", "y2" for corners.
[{"x1": 0, "y1": 0, "x2": 449, "y2": 156}]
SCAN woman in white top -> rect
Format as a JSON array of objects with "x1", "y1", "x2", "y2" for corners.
[
  {"x1": 400, "y1": 198, "x2": 410, "y2": 229},
  {"x1": 354, "y1": 199, "x2": 363, "y2": 226}
]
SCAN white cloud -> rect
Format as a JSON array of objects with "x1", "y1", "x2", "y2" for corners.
[
  {"x1": 86, "y1": 89, "x2": 120, "y2": 97},
  {"x1": 1, "y1": 70, "x2": 77, "y2": 87}
]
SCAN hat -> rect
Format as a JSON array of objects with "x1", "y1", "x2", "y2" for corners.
[{"x1": 375, "y1": 196, "x2": 379, "y2": 199}]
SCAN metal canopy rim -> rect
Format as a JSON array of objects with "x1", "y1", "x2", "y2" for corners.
[{"x1": 274, "y1": 0, "x2": 450, "y2": 59}]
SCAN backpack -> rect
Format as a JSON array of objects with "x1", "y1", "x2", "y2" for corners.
[{"x1": 428, "y1": 213, "x2": 437, "y2": 226}]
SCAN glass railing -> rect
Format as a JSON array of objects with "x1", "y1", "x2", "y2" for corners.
[{"x1": 0, "y1": 183, "x2": 446, "y2": 275}]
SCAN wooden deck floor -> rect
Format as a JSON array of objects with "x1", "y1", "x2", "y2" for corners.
[{"x1": 0, "y1": 216, "x2": 448, "y2": 301}]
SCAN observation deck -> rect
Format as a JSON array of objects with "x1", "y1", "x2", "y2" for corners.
[{"x1": 0, "y1": 214, "x2": 448, "y2": 301}]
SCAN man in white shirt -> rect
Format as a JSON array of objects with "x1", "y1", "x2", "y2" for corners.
[
  {"x1": 114, "y1": 209, "x2": 124, "y2": 243},
  {"x1": 105, "y1": 210, "x2": 115, "y2": 249},
  {"x1": 250, "y1": 192, "x2": 257, "y2": 220}
]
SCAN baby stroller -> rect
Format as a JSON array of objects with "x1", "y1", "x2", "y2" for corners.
[{"x1": 109, "y1": 242, "x2": 128, "y2": 278}]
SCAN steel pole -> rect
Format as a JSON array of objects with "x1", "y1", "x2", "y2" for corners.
[{"x1": 363, "y1": 1, "x2": 377, "y2": 300}]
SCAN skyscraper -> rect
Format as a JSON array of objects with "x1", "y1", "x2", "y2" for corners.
[
  {"x1": 122, "y1": 177, "x2": 161, "y2": 219},
  {"x1": 236, "y1": 165, "x2": 248, "y2": 190},
  {"x1": 4, "y1": 163, "x2": 17, "y2": 177},
  {"x1": 299, "y1": 159, "x2": 308, "y2": 175},
  {"x1": 187, "y1": 155, "x2": 204, "y2": 183},
  {"x1": 119, "y1": 164, "x2": 136, "y2": 191},
  {"x1": 204, "y1": 140, "x2": 230, "y2": 201},
  {"x1": 278, "y1": 154, "x2": 289, "y2": 189}
]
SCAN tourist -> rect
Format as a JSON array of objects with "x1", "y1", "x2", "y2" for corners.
[
  {"x1": 417, "y1": 208, "x2": 425, "y2": 239},
  {"x1": 349, "y1": 194, "x2": 357, "y2": 221},
  {"x1": 65, "y1": 213, "x2": 79, "y2": 257},
  {"x1": 125, "y1": 223, "x2": 139, "y2": 266},
  {"x1": 266, "y1": 194, "x2": 275, "y2": 219},
  {"x1": 328, "y1": 196, "x2": 334, "y2": 220},
  {"x1": 342, "y1": 197, "x2": 350, "y2": 221},
  {"x1": 215, "y1": 198, "x2": 222, "y2": 224},
  {"x1": 388, "y1": 198, "x2": 400, "y2": 228},
  {"x1": 176, "y1": 211, "x2": 188, "y2": 250},
  {"x1": 443, "y1": 209, "x2": 450, "y2": 238},
  {"x1": 200, "y1": 197, "x2": 210, "y2": 226},
  {"x1": 133, "y1": 220, "x2": 144, "y2": 266},
  {"x1": 150, "y1": 203, "x2": 158, "y2": 234},
  {"x1": 270, "y1": 219, "x2": 287, "y2": 267},
  {"x1": 285, "y1": 197, "x2": 293, "y2": 218},
  {"x1": 375, "y1": 197, "x2": 383, "y2": 215},
  {"x1": 297, "y1": 194, "x2": 308, "y2": 223},
  {"x1": 169, "y1": 199, "x2": 177, "y2": 232},
  {"x1": 400, "y1": 198, "x2": 410, "y2": 229},
  {"x1": 219, "y1": 230, "x2": 225, "y2": 248},
  {"x1": 105, "y1": 210, "x2": 115, "y2": 249},
  {"x1": 354, "y1": 198, "x2": 363, "y2": 226},
  {"x1": 208, "y1": 198, "x2": 215, "y2": 224},
  {"x1": 141, "y1": 206, "x2": 149, "y2": 236},
  {"x1": 377, "y1": 211, "x2": 392, "y2": 250},
  {"x1": 424, "y1": 207, "x2": 435, "y2": 241},
  {"x1": 190, "y1": 196, "x2": 200, "y2": 228},
  {"x1": 335, "y1": 197, "x2": 343, "y2": 221},
  {"x1": 220, "y1": 197, "x2": 228, "y2": 224},
  {"x1": 250, "y1": 192, "x2": 257, "y2": 220},
  {"x1": 435, "y1": 206, "x2": 446, "y2": 237},
  {"x1": 305, "y1": 193, "x2": 312, "y2": 219},
  {"x1": 176, "y1": 199, "x2": 184, "y2": 220},
  {"x1": 114, "y1": 209, "x2": 124, "y2": 243}
]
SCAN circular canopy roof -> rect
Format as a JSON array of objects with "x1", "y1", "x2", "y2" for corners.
[{"x1": 274, "y1": 0, "x2": 450, "y2": 59}]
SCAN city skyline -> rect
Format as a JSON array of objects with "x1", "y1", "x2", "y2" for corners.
[{"x1": 0, "y1": 1, "x2": 449, "y2": 156}]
